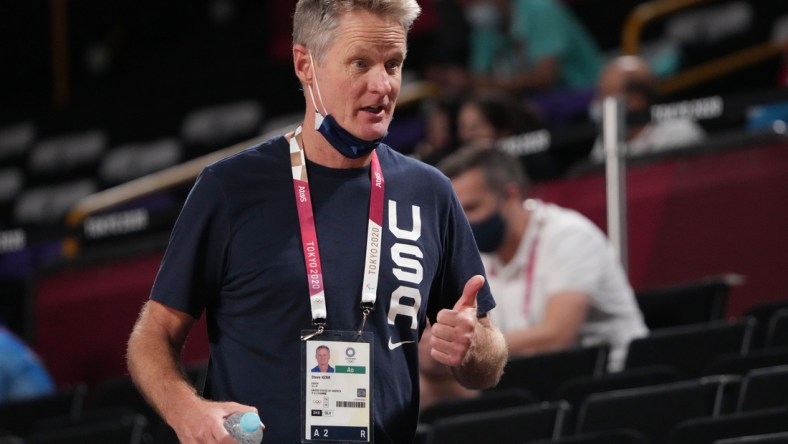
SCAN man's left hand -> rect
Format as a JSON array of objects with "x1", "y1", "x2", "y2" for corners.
[{"x1": 429, "y1": 275, "x2": 484, "y2": 367}]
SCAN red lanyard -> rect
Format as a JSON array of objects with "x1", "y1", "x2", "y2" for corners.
[
  {"x1": 289, "y1": 126, "x2": 385, "y2": 328},
  {"x1": 523, "y1": 236, "x2": 539, "y2": 317}
]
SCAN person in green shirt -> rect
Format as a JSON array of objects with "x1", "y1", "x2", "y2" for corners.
[{"x1": 463, "y1": 0, "x2": 603, "y2": 94}]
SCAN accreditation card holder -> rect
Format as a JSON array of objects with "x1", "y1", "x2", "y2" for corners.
[{"x1": 301, "y1": 330, "x2": 373, "y2": 443}]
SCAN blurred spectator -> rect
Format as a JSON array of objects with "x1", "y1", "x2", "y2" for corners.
[
  {"x1": 456, "y1": 91, "x2": 543, "y2": 146},
  {"x1": 420, "y1": 1, "x2": 469, "y2": 68},
  {"x1": 0, "y1": 322, "x2": 55, "y2": 404},
  {"x1": 461, "y1": 0, "x2": 603, "y2": 95},
  {"x1": 412, "y1": 91, "x2": 542, "y2": 167},
  {"x1": 411, "y1": 97, "x2": 463, "y2": 165},
  {"x1": 421, "y1": 0, "x2": 474, "y2": 98},
  {"x1": 589, "y1": 55, "x2": 706, "y2": 161},
  {"x1": 421, "y1": 146, "x2": 648, "y2": 408}
]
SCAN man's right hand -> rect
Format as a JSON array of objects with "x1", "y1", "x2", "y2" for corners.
[{"x1": 170, "y1": 398, "x2": 262, "y2": 444}]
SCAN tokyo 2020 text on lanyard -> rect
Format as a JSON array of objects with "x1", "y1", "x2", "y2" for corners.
[{"x1": 289, "y1": 126, "x2": 384, "y2": 340}]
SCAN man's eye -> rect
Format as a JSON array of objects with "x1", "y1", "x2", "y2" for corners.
[{"x1": 353, "y1": 60, "x2": 367, "y2": 69}]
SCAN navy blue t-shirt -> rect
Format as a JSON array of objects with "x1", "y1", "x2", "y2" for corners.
[{"x1": 150, "y1": 136, "x2": 494, "y2": 443}]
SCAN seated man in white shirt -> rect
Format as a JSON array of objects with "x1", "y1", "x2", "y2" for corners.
[{"x1": 420, "y1": 146, "x2": 648, "y2": 409}]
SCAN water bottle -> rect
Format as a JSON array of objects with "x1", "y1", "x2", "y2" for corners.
[{"x1": 224, "y1": 411, "x2": 263, "y2": 444}]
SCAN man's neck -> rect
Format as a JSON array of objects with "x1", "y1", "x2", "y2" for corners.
[{"x1": 496, "y1": 203, "x2": 531, "y2": 265}]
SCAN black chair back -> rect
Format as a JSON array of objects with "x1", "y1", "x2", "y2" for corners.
[
  {"x1": 635, "y1": 276, "x2": 731, "y2": 330},
  {"x1": 493, "y1": 344, "x2": 609, "y2": 401},
  {"x1": 576, "y1": 375, "x2": 740, "y2": 444},
  {"x1": 425, "y1": 401, "x2": 569, "y2": 444},
  {"x1": 625, "y1": 318, "x2": 755, "y2": 378},
  {"x1": 737, "y1": 365, "x2": 788, "y2": 412}
]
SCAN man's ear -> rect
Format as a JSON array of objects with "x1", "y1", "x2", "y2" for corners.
[
  {"x1": 293, "y1": 44, "x2": 312, "y2": 84},
  {"x1": 503, "y1": 181, "x2": 522, "y2": 202}
]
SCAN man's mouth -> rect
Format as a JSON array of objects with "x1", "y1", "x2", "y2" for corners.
[{"x1": 362, "y1": 105, "x2": 385, "y2": 114}]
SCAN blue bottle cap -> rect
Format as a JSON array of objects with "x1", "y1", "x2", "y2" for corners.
[{"x1": 240, "y1": 412, "x2": 260, "y2": 434}]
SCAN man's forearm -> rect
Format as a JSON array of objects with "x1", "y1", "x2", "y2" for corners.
[
  {"x1": 451, "y1": 317, "x2": 508, "y2": 390},
  {"x1": 127, "y1": 301, "x2": 200, "y2": 426}
]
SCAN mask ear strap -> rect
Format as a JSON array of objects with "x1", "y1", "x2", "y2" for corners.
[{"x1": 308, "y1": 53, "x2": 329, "y2": 117}]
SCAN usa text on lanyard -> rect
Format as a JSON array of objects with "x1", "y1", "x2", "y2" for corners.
[{"x1": 289, "y1": 126, "x2": 385, "y2": 339}]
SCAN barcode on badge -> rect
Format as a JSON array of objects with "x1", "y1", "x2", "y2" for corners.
[{"x1": 336, "y1": 401, "x2": 366, "y2": 408}]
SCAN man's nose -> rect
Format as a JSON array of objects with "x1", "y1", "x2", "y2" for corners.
[{"x1": 368, "y1": 66, "x2": 393, "y2": 95}]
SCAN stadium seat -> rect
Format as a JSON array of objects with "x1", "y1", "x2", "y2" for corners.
[
  {"x1": 670, "y1": 406, "x2": 788, "y2": 444},
  {"x1": 491, "y1": 344, "x2": 609, "y2": 401},
  {"x1": 634, "y1": 276, "x2": 732, "y2": 330},
  {"x1": 0, "y1": 122, "x2": 36, "y2": 168},
  {"x1": 765, "y1": 308, "x2": 788, "y2": 349},
  {"x1": 13, "y1": 179, "x2": 97, "y2": 226},
  {"x1": 715, "y1": 431, "x2": 788, "y2": 443},
  {"x1": 0, "y1": 384, "x2": 87, "y2": 435},
  {"x1": 98, "y1": 138, "x2": 182, "y2": 187},
  {"x1": 736, "y1": 365, "x2": 788, "y2": 412},
  {"x1": 24, "y1": 409, "x2": 149, "y2": 444},
  {"x1": 27, "y1": 130, "x2": 106, "y2": 186},
  {"x1": 525, "y1": 429, "x2": 649, "y2": 444},
  {"x1": 179, "y1": 100, "x2": 264, "y2": 158},
  {"x1": 554, "y1": 365, "x2": 680, "y2": 433},
  {"x1": 576, "y1": 375, "x2": 740, "y2": 444},
  {"x1": 624, "y1": 318, "x2": 755, "y2": 378},
  {"x1": 86, "y1": 363, "x2": 206, "y2": 444},
  {"x1": 424, "y1": 401, "x2": 569, "y2": 444},
  {"x1": 743, "y1": 300, "x2": 788, "y2": 349},
  {"x1": 704, "y1": 347, "x2": 788, "y2": 376},
  {"x1": 418, "y1": 388, "x2": 536, "y2": 425}
]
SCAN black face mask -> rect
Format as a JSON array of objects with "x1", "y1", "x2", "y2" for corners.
[{"x1": 470, "y1": 211, "x2": 506, "y2": 253}]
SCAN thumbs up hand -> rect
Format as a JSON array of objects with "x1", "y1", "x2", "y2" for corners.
[{"x1": 429, "y1": 275, "x2": 485, "y2": 367}]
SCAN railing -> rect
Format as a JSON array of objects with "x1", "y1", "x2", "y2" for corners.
[
  {"x1": 64, "y1": 80, "x2": 442, "y2": 228},
  {"x1": 621, "y1": 0, "x2": 712, "y2": 56},
  {"x1": 621, "y1": 0, "x2": 785, "y2": 95}
]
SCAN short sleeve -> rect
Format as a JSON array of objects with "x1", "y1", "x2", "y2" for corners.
[
  {"x1": 539, "y1": 217, "x2": 608, "y2": 296},
  {"x1": 427, "y1": 184, "x2": 495, "y2": 324},
  {"x1": 515, "y1": 0, "x2": 570, "y2": 61},
  {"x1": 150, "y1": 168, "x2": 231, "y2": 318},
  {"x1": 469, "y1": 27, "x2": 506, "y2": 74}
]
